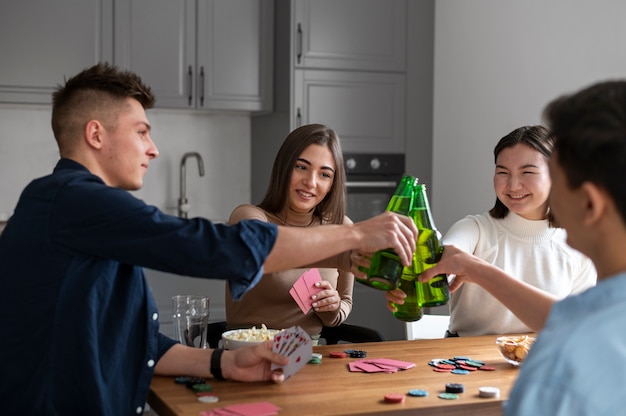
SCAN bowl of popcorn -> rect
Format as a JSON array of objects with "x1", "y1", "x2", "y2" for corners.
[
  {"x1": 222, "y1": 325, "x2": 281, "y2": 350},
  {"x1": 495, "y1": 335, "x2": 536, "y2": 366}
]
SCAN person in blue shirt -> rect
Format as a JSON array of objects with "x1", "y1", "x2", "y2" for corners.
[
  {"x1": 0, "y1": 63, "x2": 418, "y2": 415},
  {"x1": 387, "y1": 79, "x2": 626, "y2": 415}
]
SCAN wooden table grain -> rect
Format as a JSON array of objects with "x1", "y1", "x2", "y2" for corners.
[{"x1": 149, "y1": 335, "x2": 524, "y2": 416}]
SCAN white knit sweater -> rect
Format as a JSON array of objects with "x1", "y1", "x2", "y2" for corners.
[{"x1": 443, "y1": 212, "x2": 596, "y2": 336}]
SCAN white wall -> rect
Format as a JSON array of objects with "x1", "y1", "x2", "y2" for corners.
[
  {"x1": 0, "y1": 105, "x2": 252, "y2": 335},
  {"x1": 432, "y1": 0, "x2": 626, "y2": 233}
]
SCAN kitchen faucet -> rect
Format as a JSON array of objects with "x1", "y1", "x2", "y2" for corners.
[{"x1": 178, "y1": 152, "x2": 205, "y2": 218}]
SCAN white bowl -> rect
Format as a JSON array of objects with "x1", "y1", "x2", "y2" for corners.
[{"x1": 221, "y1": 327, "x2": 281, "y2": 350}]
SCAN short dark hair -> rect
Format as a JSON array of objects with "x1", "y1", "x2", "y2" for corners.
[
  {"x1": 544, "y1": 80, "x2": 626, "y2": 225},
  {"x1": 258, "y1": 124, "x2": 347, "y2": 224},
  {"x1": 489, "y1": 125, "x2": 556, "y2": 225},
  {"x1": 51, "y1": 63, "x2": 155, "y2": 151}
]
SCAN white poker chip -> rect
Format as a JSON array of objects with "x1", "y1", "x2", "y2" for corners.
[
  {"x1": 198, "y1": 395, "x2": 219, "y2": 403},
  {"x1": 311, "y1": 353, "x2": 323, "y2": 360},
  {"x1": 478, "y1": 386, "x2": 500, "y2": 398}
]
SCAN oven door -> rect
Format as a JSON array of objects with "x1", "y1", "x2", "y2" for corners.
[{"x1": 345, "y1": 179, "x2": 398, "y2": 222}]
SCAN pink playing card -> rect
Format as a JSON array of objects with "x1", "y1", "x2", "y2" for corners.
[
  {"x1": 289, "y1": 286, "x2": 309, "y2": 314},
  {"x1": 290, "y1": 269, "x2": 324, "y2": 314}
]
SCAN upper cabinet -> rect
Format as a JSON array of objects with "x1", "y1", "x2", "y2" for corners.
[
  {"x1": 290, "y1": 0, "x2": 407, "y2": 153},
  {"x1": 0, "y1": 0, "x2": 113, "y2": 104},
  {"x1": 293, "y1": 0, "x2": 406, "y2": 72},
  {"x1": 114, "y1": 0, "x2": 274, "y2": 112}
]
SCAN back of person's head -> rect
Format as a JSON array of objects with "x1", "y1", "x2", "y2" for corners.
[
  {"x1": 544, "y1": 80, "x2": 626, "y2": 225},
  {"x1": 259, "y1": 124, "x2": 346, "y2": 224},
  {"x1": 489, "y1": 125, "x2": 555, "y2": 224},
  {"x1": 51, "y1": 62, "x2": 155, "y2": 155}
]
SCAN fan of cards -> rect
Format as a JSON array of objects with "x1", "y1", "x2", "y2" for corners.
[{"x1": 270, "y1": 325, "x2": 313, "y2": 380}]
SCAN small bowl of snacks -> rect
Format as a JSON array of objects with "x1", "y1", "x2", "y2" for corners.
[
  {"x1": 222, "y1": 325, "x2": 281, "y2": 350},
  {"x1": 495, "y1": 335, "x2": 536, "y2": 366}
]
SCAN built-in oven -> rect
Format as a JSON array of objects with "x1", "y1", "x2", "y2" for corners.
[
  {"x1": 344, "y1": 153, "x2": 405, "y2": 222},
  {"x1": 342, "y1": 152, "x2": 407, "y2": 341}
]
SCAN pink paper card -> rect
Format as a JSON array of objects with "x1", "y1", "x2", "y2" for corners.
[
  {"x1": 302, "y1": 268, "x2": 324, "y2": 298},
  {"x1": 290, "y1": 269, "x2": 324, "y2": 314},
  {"x1": 368, "y1": 358, "x2": 416, "y2": 370},
  {"x1": 289, "y1": 286, "x2": 309, "y2": 314}
]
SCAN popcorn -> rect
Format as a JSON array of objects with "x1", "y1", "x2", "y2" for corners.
[{"x1": 223, "y1": 324, "x2": 281, "y2": 342}]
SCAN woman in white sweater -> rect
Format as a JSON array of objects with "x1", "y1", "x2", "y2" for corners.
[{"x1": 442, "y1": 125, "x2": 596, "y2": 336}]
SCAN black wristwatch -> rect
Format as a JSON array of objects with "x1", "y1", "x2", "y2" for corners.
[{"x1": 210, "y1": 348, "x2": 226, "y2": 380}]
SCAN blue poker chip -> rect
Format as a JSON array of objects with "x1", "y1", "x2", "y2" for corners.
[
  {"x1": 451, "y1": 369, "x2": 470, "y2": 375},
  {"x1": 408, "y1": 389, "x2": 429, "y2": 397}
]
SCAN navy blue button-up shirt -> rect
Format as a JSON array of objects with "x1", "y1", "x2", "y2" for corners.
[{"x1": 0, "y1": 159, "x2": 277, "y2": 415}]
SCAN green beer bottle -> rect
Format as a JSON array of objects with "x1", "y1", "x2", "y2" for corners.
[
  {"x1": 392, "y1": 268, "x2": 424, "y2": 322},
  {"x1": 412, "y1": 184, "x2": 450, "y2": 307},
  {"x1": 357, "y1": 175, "x2": 419, "y2": 291}
]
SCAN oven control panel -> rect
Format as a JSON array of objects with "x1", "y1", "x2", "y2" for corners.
[{"x1": 344, "y1": 153, "x2": 405, "y2": 176}]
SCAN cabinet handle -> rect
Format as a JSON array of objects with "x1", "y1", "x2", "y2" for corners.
[
  {"x1": 296, "y1": 108, "x2": 302, "y2": 127},
  {"x1": 187, "y1": 65, "x2": 193, "y2": 106},
  {"x1": 199, "y1": 66, "x2": 205, "y2": 107},
  {"x1": 296, "y1": 23, "x2": 302, "y2": 64}
]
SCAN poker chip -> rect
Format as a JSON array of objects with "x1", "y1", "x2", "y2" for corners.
[
  {"x1": 407, "y1": 389, "x2": 429, "y2": 397},
  {"x1": 308, "y1": 357, "x2": 322, "y2": 364},
  {"x1": 451, "y1": 369, "x2": 470, "y2": 375},
  {"x1": 191, "y1": 383, "x2": 213, "y2": 392},
  {"x1": 445, "y1": 383, "x2": 465, "y2": 393},
  {"x1": 458, "y1": 364, "x2": 477, "y2": 371},
  {"x1": 329, "y1": 351, "x2": 347, "y2": 358},
  {"x1": 479, "y1": 386, "x2": 500, "y2": 398},
  {"x1": 175, "y1": 376, "x2": 206, "y2": 385},
  {"x1": 349, "y1": 350, "x2": 367, "y2": 358},
  {"x1": 432, "y1": 367, "x2": 453, "y2": 372},
  {"x1": 478, "y1": 365, "x2": 496, "y2": 371},
  {"x1": 438, "y1": 393, "x2": 459, "y2": 400},
  {"x1": 384, "y1": 393, "x2": 405, "y2": 403},
  {"x1": 197, "y1": 395, "x2": 219, "y2": 403}
]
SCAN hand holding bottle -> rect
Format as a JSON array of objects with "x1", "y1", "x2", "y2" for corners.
[{"x1": 351, "y1": 211, "x2": 417, "y2": 268}]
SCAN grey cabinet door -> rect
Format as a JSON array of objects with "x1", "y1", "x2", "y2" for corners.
[
  {"x1": 115, "y1": 0, "x2": 196, "y2": 108},
  {"x1": 115, "y1": 0, "x2": 273, "y2": 112},
  {"x1": 198, "y1": 0, "x2": 274, "y2": 112},
  {"x1": 293, "y1": 69, "x2": 406, "y2": 153},
  {"x1": 293, "y1": 0, "x2": 406, "y2": 72},
  {"x1": 0, "y1": 0, "x2": 113, "y2": 104}
]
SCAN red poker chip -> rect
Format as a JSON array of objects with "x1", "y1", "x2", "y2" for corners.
[
  {"x1": 433, "y1": 367, "x2": 453, "y2": 372},
  {"x1": 459, "y1": 364, "x2": 477, "y2": 371},
  {"x1": 478, "y1": 365, "x2": 496, "y2": 371},
  {"x1": 435, "y1": 363, "x2": 456, "y2": 370},
  {"x1": 384, "y1": 393, "x2": 405, "y2": 403},
  {"x1": 329, "y1": 351, "x2": 347, "y2": 358}
]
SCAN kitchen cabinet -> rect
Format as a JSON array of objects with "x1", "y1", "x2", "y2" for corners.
[
  {"x1": 293, "y1": 70, "x2": 405, "y2": 153},
  {"x1": 114, "y1": 0, "x2": 273, "y2": 112},
  {"x1": 0, "y1": 0, "x2": 113, "y2": 104},
  {"x1": 251, "y1": 0, "x2": 407, "y2": 202},
  {"x1": 293, "y1": 0, "x2": 406, "y2": 72}
]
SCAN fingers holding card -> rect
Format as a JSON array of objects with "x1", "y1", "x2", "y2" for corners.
[{"x1": 271, "y1": 326, "x2": 313, "y2": 380}]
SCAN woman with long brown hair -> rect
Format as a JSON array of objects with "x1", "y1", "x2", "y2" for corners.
[{"x1": 225, "y1": 124, "x2": 353, "y2": 340}]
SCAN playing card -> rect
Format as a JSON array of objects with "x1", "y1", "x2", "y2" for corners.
[
  {"x1": 271, "y1": 326, "x2": 312, "y2": 380},
  {"x1": 290, "y1": 269, "x2": 324, "y2": 314},
  {"x1": 289, "y1": 286, "x2": 308, "y2": 314},
  {"x1": 348, "y1": 358, "x2": 416, "y2": 373}
]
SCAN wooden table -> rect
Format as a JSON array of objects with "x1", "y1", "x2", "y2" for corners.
[{"x1": 149, "y1": 335, "x2": 523, "y2": 416}]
